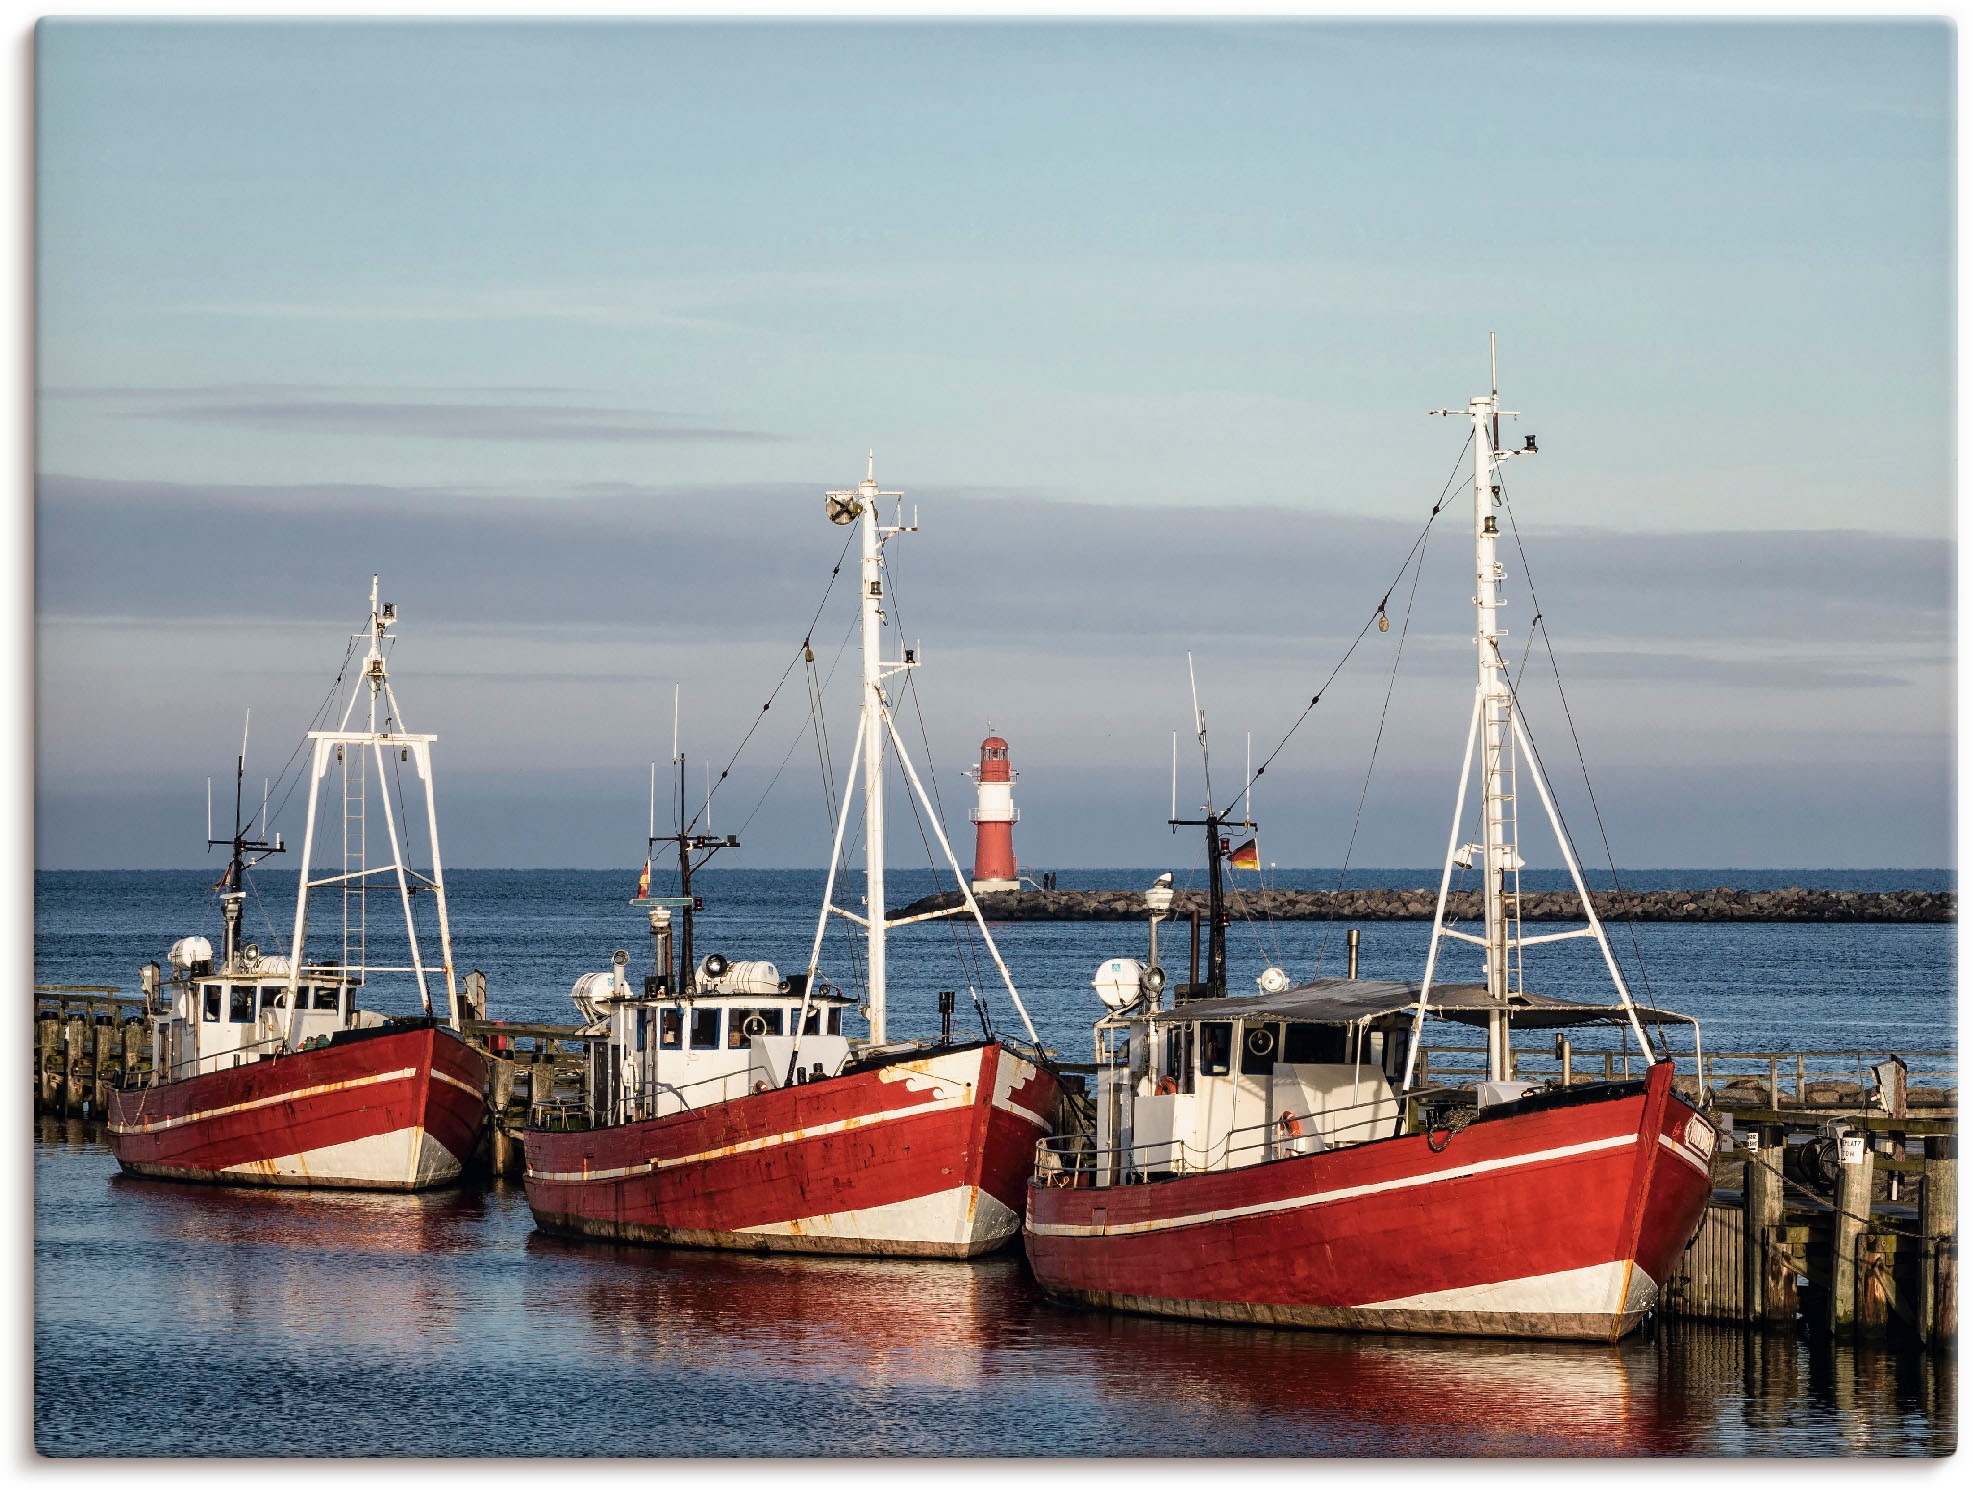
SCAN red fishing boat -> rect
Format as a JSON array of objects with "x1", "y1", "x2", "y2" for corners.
[
  {"x1": 525, "y1": 458, "x2": 1057, "y2": 1256},
  {"x1": 109, "y1": 579, "x2": 488, "y2": 1190},
  {"x1": 1025, "y1": 351, "x2": 1716, "y2": 1341}
]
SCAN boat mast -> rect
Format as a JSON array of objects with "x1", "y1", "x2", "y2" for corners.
[
  {"x1": 209, "y1": 709, "x2": 283, "y2": 970},
  {"x1": 1408, "y1": 343, "x2": 1656, "y2": 1089},
  {"x1": 283, "y1": 577, "x2": 458, "y2": 1045},
  {"x1": 857, "y1": 453, "x2": 895, "y2": 1038},
  {"x1": 804, "y1": 456, "x2": 1040, "y2": 1049}
]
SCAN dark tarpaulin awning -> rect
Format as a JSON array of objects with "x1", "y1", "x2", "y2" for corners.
[{"x1": 1141, "y1": 977, "x2": 1690, "y2": 1030}]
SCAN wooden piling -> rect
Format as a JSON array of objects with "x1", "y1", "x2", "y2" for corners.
[
  {"x1": 90, "y1": 1020, "x2": 116, "y2": 1111},
  {"x1": 36, "y1": 1015, "x2": 61, "y2": 1113},
  {"x1": 488, "y1": 1059, "x2": 519, "y2": 1176},
  {"x1": 1920, "y1": 1136, "x2": 1957, "y2": 1350},
  {"x1": 61, "y1": 1016, "x2": 86, "y2": 1115},
  {"x1": 121, "y1": 1018, "x2": 144, "y2": 1086},
  {"x1": 1745, "y1": 1130, "x2": 1792, "y2": 1328},
  {"x1": 1829, "y1": 1137, "x2": 1874, "y2": 1338}
]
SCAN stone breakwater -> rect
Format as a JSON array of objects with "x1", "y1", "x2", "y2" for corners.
[{"x1": 893, "y1": 887, "x2": 1954, "y2": 923}]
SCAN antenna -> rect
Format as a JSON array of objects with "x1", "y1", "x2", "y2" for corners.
[
  {"x1": 261, "y1": 777, "x2": 269, "y2": 835},
  {"x1": 648, "y1": 762, "x2": 657, "y2": 842},
  {"x1": 672, "y1": 684, "x2": 681, "y2": 766},
  {"x1": 1169, "y1": 731, "x2": 1177, "y2": 823},
  {"x1": 1186, "y1": 652, "x2": 1212, "y2": 809},
  {"x1": 1490, "y1": 330, "x2": 1501, "y2": 454},
  {"x1": 1245, "y1": 731, "x2": 1253, "y2": 828},
  {"x1": 206, "y1": 778, "x2": 212, "y2": 842}
]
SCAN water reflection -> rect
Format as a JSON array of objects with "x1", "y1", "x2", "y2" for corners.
[
  {"x1": 33, "y1": 1128, "x2": 1957, "y2": 1457},
  {"x1": 524, "y1": 1234, "x2": 1026, "y2": 1391}
]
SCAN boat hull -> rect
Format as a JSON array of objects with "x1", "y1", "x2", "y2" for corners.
[
  {"x1": 1024, "y1": 1060, "x2": 1713, "y2": 1342},
  {"x1": 524, "y1": 1041, "x2": 1058, "y2": 1259},
  {"x1": 106, "y1": 1024, "x2": 488, "y2": 1192}
]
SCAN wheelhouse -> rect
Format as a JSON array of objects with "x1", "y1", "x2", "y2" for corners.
[
  {"x1": 1074, "y1": 977, "x2": 1699, "y2": 1187},
  {"x1": 575, "y1": 960, "x2": 860, "y2": 1127},
  {"x1": 150, "y1": 960, "x2": 362, "y2": 1079}
]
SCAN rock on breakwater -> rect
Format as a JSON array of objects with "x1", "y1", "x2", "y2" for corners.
[{"x1": 892, "y1": 887, "x2": 1954, "y2": 923}]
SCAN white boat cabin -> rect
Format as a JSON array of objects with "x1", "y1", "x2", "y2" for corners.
[
  {"x1": 144, "y1": 937, "x2": 363, "y2": 1080},
  {"x1": 575, "y1": 955, "x2": 858, "y2": 1127},
  {"x1": 1081, "y1": 974, "x2": 1690, "y2": 1187}
]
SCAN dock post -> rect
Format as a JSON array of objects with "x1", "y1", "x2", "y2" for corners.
[
  {"x1": 1829, "y1": 1132, "x2": 1874, "y2": 1338},
  {"x1": 36, "y1": 1013, "x2": 61, "y2": 1114},
  {"x1": 1745, "y1": 1127, "x2": 1790, "y2": 1328},
  {"x1": 488, "y1": 1059, "x2": 519, "y2": 1176},
  {"x1": 61, "y1": 1015, "x2": 86, "y2": 1116},
  {"x1": 1919, "y1": 1137, "x2": 1957, "y2": 1351},
  {"x1": 90, "y1": 1019, "x2": 115, "y2": 1112},
  {"x1": 121, "y1": 1017, "x2": 143, "y2": 1087}
]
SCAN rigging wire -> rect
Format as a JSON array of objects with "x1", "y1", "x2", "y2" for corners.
[
  {"x1": 1496, "y1": 484, "x2": 1659, "y2": 1006},
  {"x1": 884, "y1": 554, "x2": 993, "y2": 1025},
  {"x1": 682, "y1": 526, "x2": 859, "y2": 842},
  {"x1": 1222, "y1": 431, "x2": 1473, "y2": 824},
  {"x1": 1313, "y1": 493, "x2": 1438, "y2": 977}
]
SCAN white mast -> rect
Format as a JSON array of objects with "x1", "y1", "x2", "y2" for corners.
[
  {"x1": 1408, "y1": 343, "x2": 1653, "y2": 1089},
  {"x1": 806, "y1": 456, "x2": 1039, "y2": 1049},
  {"x1": 283, "y1": 577, "x2": 459, "y2": 1047}
]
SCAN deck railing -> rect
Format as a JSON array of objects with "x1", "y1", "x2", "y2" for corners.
[{"x1": 1408, "y1": 1043, "x2": 1955, "y2": 1112}]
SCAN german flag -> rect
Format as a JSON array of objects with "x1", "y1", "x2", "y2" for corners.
[
  {"x1": 636, "y1": 859, "x2": 651, "y2": 898},
  {"x1": 1228, "y1": 838, "x2": 1260, "y2": 870}
]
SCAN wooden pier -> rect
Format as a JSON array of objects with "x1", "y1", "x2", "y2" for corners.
[{"x1": 1661, "y1": 1117, "x2": 1957, "y2": 1352}]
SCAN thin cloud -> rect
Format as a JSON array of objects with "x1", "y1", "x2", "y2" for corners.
[{"x1": 118, "y1": 396, "x2": 777, "y2": 445}]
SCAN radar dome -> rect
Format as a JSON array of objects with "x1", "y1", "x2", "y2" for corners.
[
  {"x1": 1091, "y1": 958, "x2": 1146, "y2": 1011},
  {"x1": 168, "y1": 936, "x2": 213, "y2": 971}
]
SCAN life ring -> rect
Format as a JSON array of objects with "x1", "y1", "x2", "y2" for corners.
[
  {"x1": 752, "y1": 1079, "x2": 769, "y2": 1094},
  {"x1": 742, "y1": 1014, "x2": 768, "y2": 1037},
  {"x1": 1277, "y1": 1110, "x2": 1303, "y2": 1142},
  {"x1": 1246, "y1": 1027, "x2": 1275, "y2": 1057},
  {"x1": 1154, "y1": 1075, "x2": 1178, "y2": 1096}
]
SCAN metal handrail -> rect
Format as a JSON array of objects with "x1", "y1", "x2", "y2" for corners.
[{"x1": 1032, "y1": 1088, "x2": 1400, "y2": 1185}]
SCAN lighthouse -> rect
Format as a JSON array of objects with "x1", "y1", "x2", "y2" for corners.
[{"x1": 966, "y1": 729, "x2": 1020, "y2": 894}]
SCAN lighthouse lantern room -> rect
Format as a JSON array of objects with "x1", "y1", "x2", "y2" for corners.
[{"x1": 966, "y1": 729, "x2": 1020, "y2": 894}]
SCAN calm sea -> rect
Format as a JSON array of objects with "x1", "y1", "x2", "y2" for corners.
[{"x1": 32, "y1": 868, "x2": 1958, "y2": 1457}]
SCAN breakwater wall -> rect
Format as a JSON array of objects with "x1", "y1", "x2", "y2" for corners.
[{"x1": 894, "y1": 887, "x2": 1953, "y2": 923}]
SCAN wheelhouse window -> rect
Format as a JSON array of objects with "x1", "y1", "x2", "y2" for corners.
[
  {"x1": 802, "y1": 1006, "x2": 822, "y2": 1035},
  {"x1": 1162, "y1": 1024, "x2": 1195, "y2": 1094},
  {"x1": 1240, "y1": 1021, "x2": 1279, "y2": 1076},
  {"x1": 729, "y1": 1008, "x2": 785, "y2": 1047},
  {"x1": 229, "y1": 987, "x2": 255, "y2": 1024},
  {"x1": 689, "y1": 1007, "x2": 722, "y2": 1050},
  {"x1": 658, "y1": 1007, "x2": 682, "y2": 1049},
  {"x1": 259, "y1": 985, "x2": 289, "y2": 1014},
  {"x1": 827, "y1": 1007, "x2": 843, "y2": 1036},
  {"x1": 1283, "y1": 1022, "x2": 1347, "y2": 1065},
  {"x1": 202, "y1": 985, "x2": 221, "y2": 1022},
  {"x1": 635, "y1": 1009, "x2": 649, "y2": 1053},
  {"x1": 1199, "y1": 1021, "x2": 1233, "y2": 1077},
  {"x1": 311, "y1": 986, "x2": 341, "y2": 1012}
]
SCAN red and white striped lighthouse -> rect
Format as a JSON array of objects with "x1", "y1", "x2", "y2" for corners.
[{"x1": 966, "y1": 729, "x2": 1020, "y2": 894}]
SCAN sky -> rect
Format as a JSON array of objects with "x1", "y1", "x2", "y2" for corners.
[{"x1": 31, "y1": 18, "x2": 1955, "y2": 870}]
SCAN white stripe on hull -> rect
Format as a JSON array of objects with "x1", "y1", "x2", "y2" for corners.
[
  {"x1": 1360, "y1": 1258, "x2": 1658, "y2": 1318},
  {"x1": 1040, "y1": 1262, "x2": 1664, "y2": 1343},
  {"x1": 107, "y1": 1066, "x2": 419, "y2": 1136},
  {"x1": 191, "y1": 1125, "x2": 461, "y2": 1190},
  {"x1": 1024, "y1": 1132, "x2": 1639, "y2": 1239},
  {"x1": 738, "y1": 1183, "x2": 1019, "y2": 1253}
]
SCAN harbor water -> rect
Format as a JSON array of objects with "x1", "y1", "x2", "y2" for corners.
[{"x1": 33, "y1": 868, "x2": 1957, "y2": 1456}]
